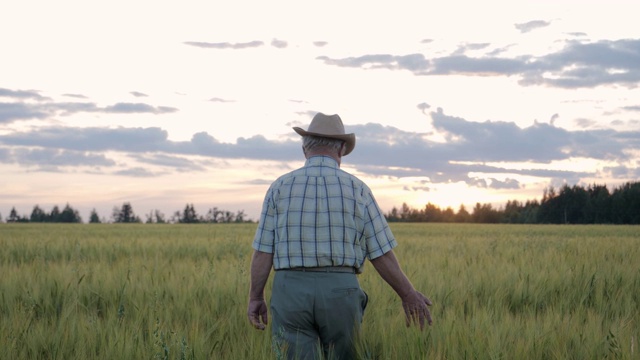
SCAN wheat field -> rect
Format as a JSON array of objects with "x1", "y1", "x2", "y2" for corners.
[{"x1": 1, "y1": 223, "x2": 638, "y2": 359}]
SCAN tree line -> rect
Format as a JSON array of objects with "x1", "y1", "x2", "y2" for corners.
[
  {"x1": 2, "y1": 181, "x2": 638, "y2": 225},
  {"x1": 386, "y1": 181, "x2": 640, "y2": 224},
  {"x1": 1, "y1": 203, "x2": 252, "y2": 224}
]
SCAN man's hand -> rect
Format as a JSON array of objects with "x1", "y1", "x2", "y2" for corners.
[
  {"x1": 400, "y1": 290, "x2": 433, "y2": 330},
  {"x1": 248, "y1": 250, "x2": 273, "y2": 330},
  {"x1": 248, "y1": 298, "x2": 269, "y2": 330},
  {"x1": 370, "y1": 250, "x2": 434, "y2": 330}
]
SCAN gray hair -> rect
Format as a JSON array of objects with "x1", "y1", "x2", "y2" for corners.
[{"x1": 302, "y1": 135, "x2": 345, "y2": 155}]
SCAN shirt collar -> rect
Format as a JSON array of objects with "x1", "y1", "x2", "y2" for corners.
[{"x1": 305, "y1": 155, "x2": 339, "y2": 169}]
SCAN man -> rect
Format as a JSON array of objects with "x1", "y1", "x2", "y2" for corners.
[{"x1": 248, "y1": 112, "x2": 432, "y2": 359}]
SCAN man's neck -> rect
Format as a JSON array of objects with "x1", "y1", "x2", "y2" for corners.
[{"x1": 305, "y1": 150, "x2": 341, "y2": 166}]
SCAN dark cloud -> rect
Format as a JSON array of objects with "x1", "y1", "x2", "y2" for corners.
[
  {"x1": 574, "y1": 118, "x2": 598, "y2": 128},
  {"x1": 417, "y1": 102, "x2": 430, "y2": 114},
  {"x1": 318, "y1": 53, "x2": 432, "y2": 73},
  {"x1": 104, "y1": 103, "x2": 178, "y2": 114},
  {"x1": 430, "y1": 108, "x2": 631, "y2": 162},
  {"x1": 432, "y1": 55, "x2": 526, "y2": 75},
  {"x1": 183, "y1": 41, "x2": 264, "y2": 49},
  {"x1": 0, "y1": 127, "x2": 170, "y2": 152},
  {"x1": 0, "y1": 147, "x2": 12, "y2": 161},
  {"x1": 515, "y1": 20, "x2": 551, "y2": 33},
  {"x1": 11, "y1": 148, "x2": 116, "y2": 167},
  {"x1": 209, "y1": 97, "x2": 235, "y2": 103},
  {"x1": 521, "y1": 39, "x2": 640, "y2": 88},
  {"x1": 0, "y1": 147, "x2": 115, "y2": 170},
  {"x1": 0, "y1": 88, "x2": 50, "y2": 101},
  {"x1": 113, "y1": 167, "x2": 165, "y2": 177},
  {"x1": 488, "y1": 178, "x2": 522, "y2": 190},
  {"x1": 245, "y1": 179, "x2": 276, "y2": 185},
  {"x1": 0, "y1": 108, "x2": 637, "y2": 184},
  {"x1": 622, "y1": 105, "x2": 640, "y2": 112},
  {"x1": 130, "y1": 91, "x2": 148, "y2": 97},
  {"x1": 317, "y1": 38, "x2": 640, "y2": 88},
  {"x1": 452, "y1": 43, "x2": 491, "y2": 56},
  {"x1": 271, "y1": 39, "x2": 288, "y2": 48},
  {"x1": 129, "y1": 153, "x2": 206, "y2": 171},
  {"x1": 0, "y1": 93, "x2": 179, "y2": 123},
  {"x1": 63, "y1": 93, "x2": 88, "y2": 99},
  {"x1": 0, "y1": 102, "x2": 50, "y2": 123}
]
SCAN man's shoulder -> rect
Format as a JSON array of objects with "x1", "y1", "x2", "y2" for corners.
[
  {"x1": 336, "y1": 167, "x2": 369, "y2": 186},
  {"x1": 266, "y1": 167, "x2": 304, "y2": 188},
  {"x1": 267, "y1": 163, "x2": 371, "y2": 191}
]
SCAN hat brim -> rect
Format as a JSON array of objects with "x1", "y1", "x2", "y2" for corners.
[{"x1": 293, "y1": 127, "x2": 356, "y2": 156}]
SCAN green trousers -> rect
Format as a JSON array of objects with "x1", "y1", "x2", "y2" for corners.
[{"x1": 270, "y1": 270, "x2": 368, "y2": 360}]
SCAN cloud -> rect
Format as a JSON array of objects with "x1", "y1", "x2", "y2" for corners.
[
  {"x1": 514, "y1": 20, "x2": 551, "y2": 33},
  {"x1": 0, "y1": 88, "x2": 50, "y2": 101},
  {"x1": 0, "y1": 108, "x2": 637, "y2": 184},
  {"x1": 14, "y1": 148, "x2": 116, "y2": 167},
  {"x1": 129, "y1": 153, "x2": 206, "y2": 171},
  {"x1": 130, "y1": 91, "x2": 148, "y2": 97},
  {"x1": 209, "y1": 97, "x2": 235, "y2": 103},
  {"x1": 0, "y1": 147, "x2": 116, "y2": 169},
  {"x1": 271, "y1": 38, "x2": 288, "y2": 48},
  {"x1": 113, "y1": 167, "x2": 165, "y2": 177},
  {"x1": 318, "y1": 53, "x2": 432, "y2": 73},
  {"x1": 313, "y1": 41, "x2": 328, "y2": 47},
  {"x1": 0, "y1": 102, "x2": 50, "y2": 123},
  {"x1": 488, "y1": 178, "x2": 522, "y2": 190},
  {"x1": 0, "y1": 126, "x2": 171, "y2": 152},
  {"x1": 104, "y1": 103, "x2": 178, "y2": 114},
  {"x1": 63, "y1": 93, "x2": 88, "y2": 99},
  {"x1": 317, "y1": 38, "x2": 640, "y2": 88},
  {"x1": 521, "y1": 39, "x2": 640, "y2": 88},
  {"x1": 430, "y1": 108, "x2": 631, "y2": 162},
  {"x1": 417, "y1": 102, "x2": 431, "y2": 114},
  {"x1": 574, "y1": 118, "x2": 597, "y2": 128},
  {"x1": 183, "y1": 41, "x2": 264, "y2": 49},
  {"x1": 0, "y1": 94, "x2": 179, "y2": 123},
  {"x1": 452, "y1": 43, "x2": 491, "y2": 56}
]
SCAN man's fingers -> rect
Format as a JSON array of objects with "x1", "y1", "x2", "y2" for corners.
[
  {"x1": 404, "y1": 304, "x2": 432, "y2": 330},
  {"x1": 249, "y1": 315, "x2": 266, "y2": 330},
  {"x1": 403, "y1": 292, "x2": 434, "y2": 329},
  {"x1": 248, "y1": 299, "x2": 268, "y2": 330}
]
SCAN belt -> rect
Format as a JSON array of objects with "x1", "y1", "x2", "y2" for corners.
[{"x1": 283, "y1": 266, "x2": 356, "y2": 274}]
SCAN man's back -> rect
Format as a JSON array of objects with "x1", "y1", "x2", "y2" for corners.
[{"x1": 253, "y1": 155, "x2": 396, "y2": 272}]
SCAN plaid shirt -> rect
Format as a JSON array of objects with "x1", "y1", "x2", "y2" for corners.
[{"x1": 252, "y1": 155, "x2": 397, "y2": 273}]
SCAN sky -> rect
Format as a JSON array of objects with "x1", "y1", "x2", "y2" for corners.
[{"x1": 1, "y1": 0, "x2": 639, "y2": 222}]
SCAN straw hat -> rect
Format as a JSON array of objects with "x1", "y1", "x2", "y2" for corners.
[{"x1": 293, "y1": 113, "x2": 356, "y2": 155}]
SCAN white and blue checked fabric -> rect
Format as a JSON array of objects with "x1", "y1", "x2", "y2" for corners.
[{"x1": 252, "y1": 156, "x2": 397, "y2": 273}]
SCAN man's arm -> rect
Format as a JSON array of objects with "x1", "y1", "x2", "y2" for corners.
[
  {"x1": 248, "y1": 250, "x2": 273, "y2": 330},
  {"x1": 370, "y1": 250, "x2": 433, "y2": 329}
]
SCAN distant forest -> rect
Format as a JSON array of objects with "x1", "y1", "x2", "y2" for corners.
[
  {"x1": 1, "y1": 203, "x2": 250, "y2": 224},
  {"x1": 2, "y1": 181, "x2": 639, "y2": 224},
  {"x1": 386, "y1": 181, "x2": 640, "y2": 225}
]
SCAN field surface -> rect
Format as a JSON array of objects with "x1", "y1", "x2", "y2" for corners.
[{"x1": 1, "y1": 223, "x2": 639, "y2": 359}]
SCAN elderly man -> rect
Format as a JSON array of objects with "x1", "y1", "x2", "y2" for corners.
[{"x1": 248, "y1": 113, "x2": 432, "y2": 359}]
